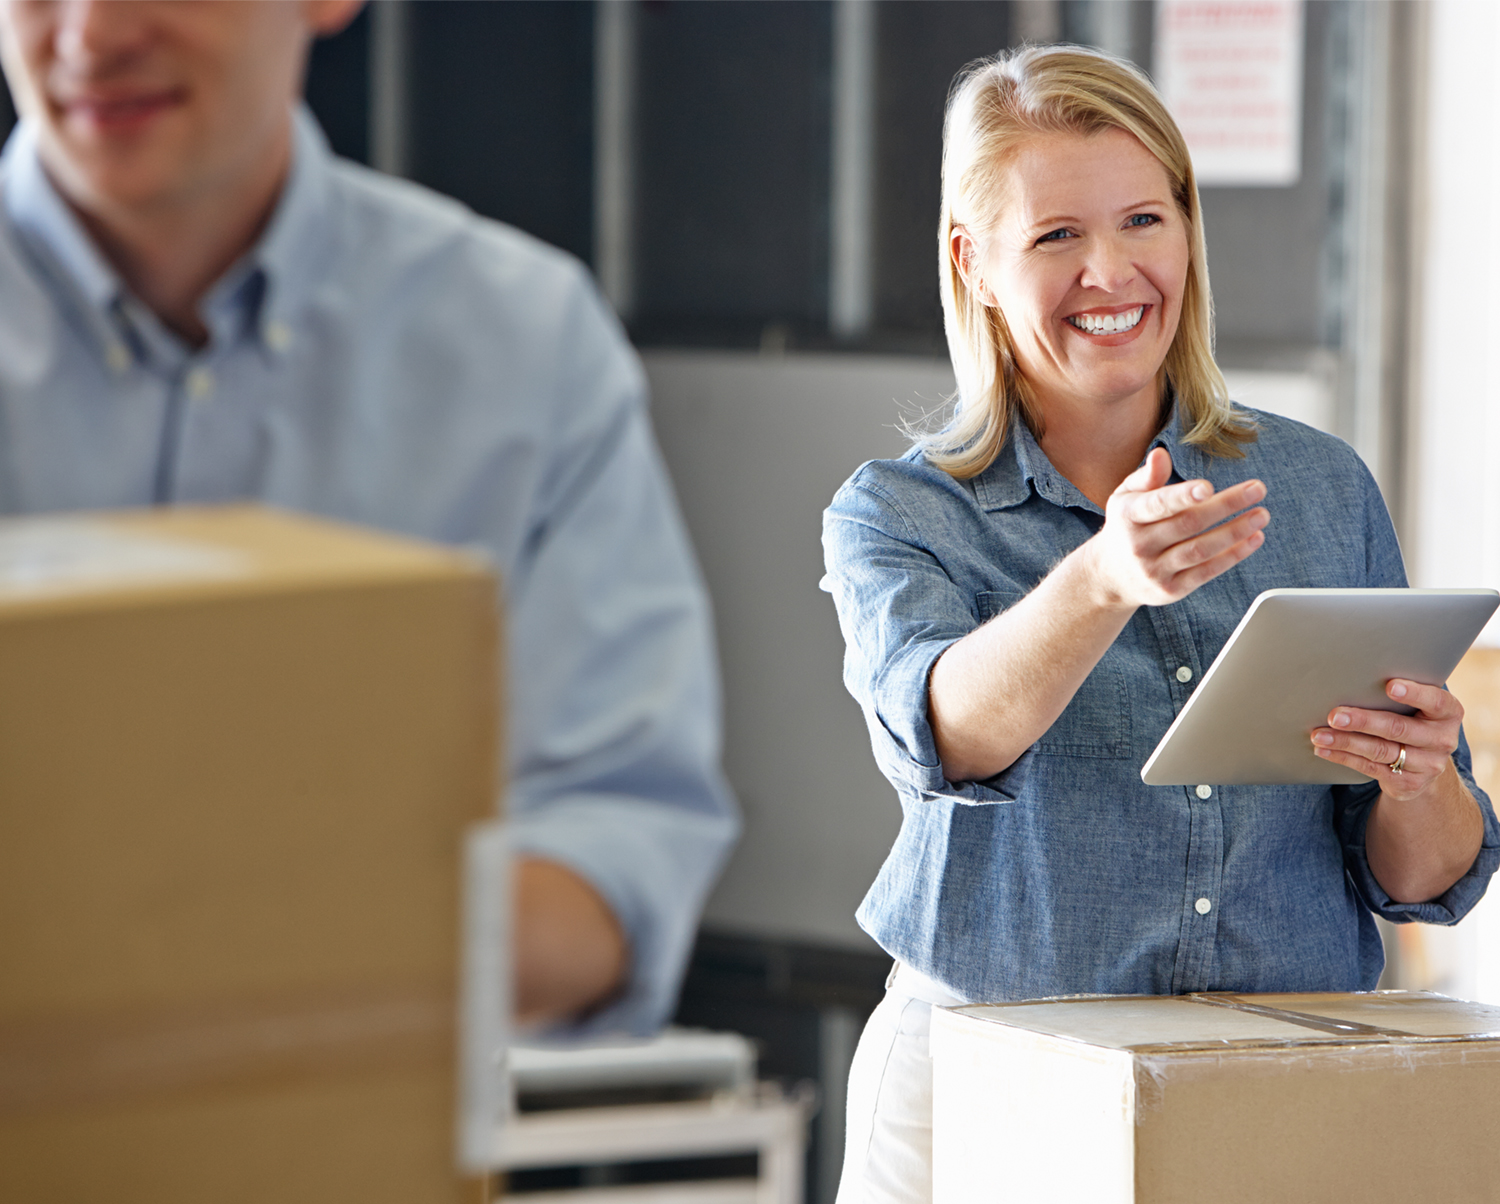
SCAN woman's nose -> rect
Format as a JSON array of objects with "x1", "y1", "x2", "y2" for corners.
[{"x1": 1077, "y1": 235, "x2": 1137, "y2": 293}]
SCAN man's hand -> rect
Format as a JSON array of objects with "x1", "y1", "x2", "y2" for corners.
[
  {"x1": 514, "y1": 857, "x2": 628, "y2": 1027},
  {"x1": 1087, "y1": 447, "x2": 1269, "y2": 609}
]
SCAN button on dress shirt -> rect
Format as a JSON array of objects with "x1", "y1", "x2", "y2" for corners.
[
  {"x1": 0, "y1": 110, "x2": 738, "y2": 1035},
  {"x1": 822, "y1": 407, "x2": 1499, "y2": 1003}
]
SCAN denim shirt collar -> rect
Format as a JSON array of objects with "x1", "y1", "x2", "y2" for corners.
[
  {"x1": 972, "y1": 393, "x2": 1208, "y2": 515},
  {"x1": 1, "y1": 104, "x2": 333, "y2": 369}
]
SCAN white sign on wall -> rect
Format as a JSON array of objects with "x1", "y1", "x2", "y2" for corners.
[{"x1": 1154, "y1": 0, "x2": 1305, "y2": 187}]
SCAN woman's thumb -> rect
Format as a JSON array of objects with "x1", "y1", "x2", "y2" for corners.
[{"x1": 1117, "y1": 446, "x2": 1173, "y2": 496}]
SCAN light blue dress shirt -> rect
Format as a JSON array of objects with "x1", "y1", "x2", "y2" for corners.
[
  {"x1": 823, "y1": 405, "x2": 1499, "y2": 1003},
  {"x1": 0, "y1": 110, "x2": 738, "y2": 1035}
]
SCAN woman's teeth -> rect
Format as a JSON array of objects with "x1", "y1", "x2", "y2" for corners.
[{"x1": 1068, "y1": 306, "x2": 1144, "y2": 335}]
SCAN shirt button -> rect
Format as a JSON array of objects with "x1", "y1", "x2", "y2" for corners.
[
  {"x1": 1195, "y1": 784, "x2": 1212, "y2": 799},
  {"x1": 265, "y1": 320, "x2": 293, "y2": 353},
  {"x1": 1195, "y1": 897, "x2": 1213, "y2": 915},
  {"x1": 1175, "y1": 665, "x2": 1193, "y2": 683},
  {"x1": 105, "y1": 342, "x2": 131, "y2": 376},
  {"x1": 185, "y1": 366, "x2": 215, "y2": 403}
]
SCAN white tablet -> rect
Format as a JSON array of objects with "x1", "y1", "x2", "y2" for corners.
[{"x1": 1140, "y1": 588, "x2": 1499, "y2": 786}]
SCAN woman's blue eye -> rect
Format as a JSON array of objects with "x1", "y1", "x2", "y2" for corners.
[
  {"x1": 1036, "y1": 228, "x2": 1072, "y2": 244},
  {"x1": 1126, "y1": 213, "x2": 1160, "y2": 228}
]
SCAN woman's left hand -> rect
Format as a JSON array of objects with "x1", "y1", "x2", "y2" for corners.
[{"x1": 1311, "y1": 678, "x2": 1460, "y2": 800}]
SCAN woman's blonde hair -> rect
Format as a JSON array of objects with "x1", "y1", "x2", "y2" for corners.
[{"x1": 921, "y1": 44, "x2": 1255, "y2": 478}]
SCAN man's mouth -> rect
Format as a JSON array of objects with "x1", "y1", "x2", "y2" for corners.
[
  {"x1": 1066, "y1": 306, "x2": 1145, "y2": 336},
  {"x1": 58, "y1": 90, "x2": 183, "y2": 129}
]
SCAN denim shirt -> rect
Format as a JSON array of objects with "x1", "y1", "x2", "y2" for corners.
[{"x1": 821, "y1": 405, "x2": 1500, "y2": 1002}]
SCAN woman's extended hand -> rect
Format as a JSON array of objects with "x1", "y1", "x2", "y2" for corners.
[
  {"x1": 929, "y1": 445, "x2": 1269, "y2": 782},
  {"x1": 1311, "y1": 679, "x2": 1462, "y2": 801},
  {"x1": 1088, "y1": 447, "x2": 1268, "y2": 609}
]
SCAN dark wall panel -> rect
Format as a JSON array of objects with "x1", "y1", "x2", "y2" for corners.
[
  {"x1": 631, "y1": 0, "x2": 832, "y2": 342},
  {"x1": 305, "y1": 0, "x2": 1340, "y2": 359},
  {"x1": 0, "y1": 61, "x2": 16, "y2": 145},
  {"x1": 408, "y1": 1, "x2": 596, "y2": 264},
  {"x1": 305, "y1": 6, "x2": 370, "y2": 165},
  {"x1": 872, "y1": 1, "x2": 1011, "y2": 348}
]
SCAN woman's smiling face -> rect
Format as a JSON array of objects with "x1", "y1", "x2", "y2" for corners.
[{"x1": 967, "y1": 127, "x2": 1190, "y2": 419}]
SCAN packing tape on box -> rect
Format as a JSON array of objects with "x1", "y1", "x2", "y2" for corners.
[
  {"x1": 1183, "y1": 992, "x2": 1420, "y2": 1038},
  {"x1": 0, "y1": 981, "x2": 454, "y2": 1115}
]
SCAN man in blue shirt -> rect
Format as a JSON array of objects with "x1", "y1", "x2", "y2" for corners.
[{"x1": 0, "y1": 0, "x2": 737, "y2": 1034}]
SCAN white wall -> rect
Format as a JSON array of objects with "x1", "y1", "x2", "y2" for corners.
[
  {"x1": 646, "y1": 350, "x2": 955, "y2": 949},
  {"x1": 1221, "y1": 369, "x2": 1334, "y2": 436}
]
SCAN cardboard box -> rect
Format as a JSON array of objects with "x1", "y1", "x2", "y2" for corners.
[
  {"x1": 0, "y1": 506, "x2": 499, "y2": 1203},
  {"x1": 1451, "y1": 647, "x2": 1500, "y2": 800},
  {"x1": 932, "y1": 990, "x2": 1500, "y2": 1203}
]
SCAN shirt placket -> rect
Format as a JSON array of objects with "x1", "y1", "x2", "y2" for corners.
[
  {"x1": 163, "y1": 357, "x2": 228, "y2": 503},
  {"x1": 1148, "y1": 602, "x2": 1226, "y2": 992},
  {"x1": 113, "y1": 295, "x2": 228, "y2": 505}
]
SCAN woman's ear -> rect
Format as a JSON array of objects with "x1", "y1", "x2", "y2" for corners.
[{"x1": 950, "y1": 228, "x2": 997, "y2": 307}]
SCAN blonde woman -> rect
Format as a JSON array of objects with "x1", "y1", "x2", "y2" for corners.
[{"x1": 821, "y1": 46, "x2": 1497, "y2": 1202}]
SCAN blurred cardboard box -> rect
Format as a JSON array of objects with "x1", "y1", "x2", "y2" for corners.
[
  {"x1": 0, "y1": 506, "x2": 499, "y2": 1203},
  {"x1": 933, "y1": 990, "x2": 1500, "y2": 1203},
  {"x1": 1451, "y1": 647, "x2": 1500, "y2": 799}
]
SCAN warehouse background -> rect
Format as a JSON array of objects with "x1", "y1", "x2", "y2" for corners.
[{"x1": 292, "y1": 3, "x2": 1496, "y2": 1200}]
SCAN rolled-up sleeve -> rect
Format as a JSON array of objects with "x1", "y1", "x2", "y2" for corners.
[
  {"x1": 504, "y1": 274, "x2": 738, "y2": 1036},
  {"x1": 1337, "y1": 728, "x2": 1500, "y2": 925},
  {"x1": 822, "y1": 468, "x2": 1006, "y2": 804}
]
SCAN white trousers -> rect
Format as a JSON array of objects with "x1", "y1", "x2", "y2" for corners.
[{"x1": 835, "y1": 965, "x2": 966, "y2": 1204}]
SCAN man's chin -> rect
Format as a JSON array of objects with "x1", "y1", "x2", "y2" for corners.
[{"x1": 41, "y1": 138, "x2": 192, "y2": 216}]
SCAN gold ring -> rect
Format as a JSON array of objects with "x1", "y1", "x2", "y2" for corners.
[{"x1": 1388, "y1": 746, "x2": 1406, "y2": 775}]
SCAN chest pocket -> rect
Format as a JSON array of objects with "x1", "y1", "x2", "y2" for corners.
[{"x1": 976, "y1": 590, "x2": 1131, "y2": 758}]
